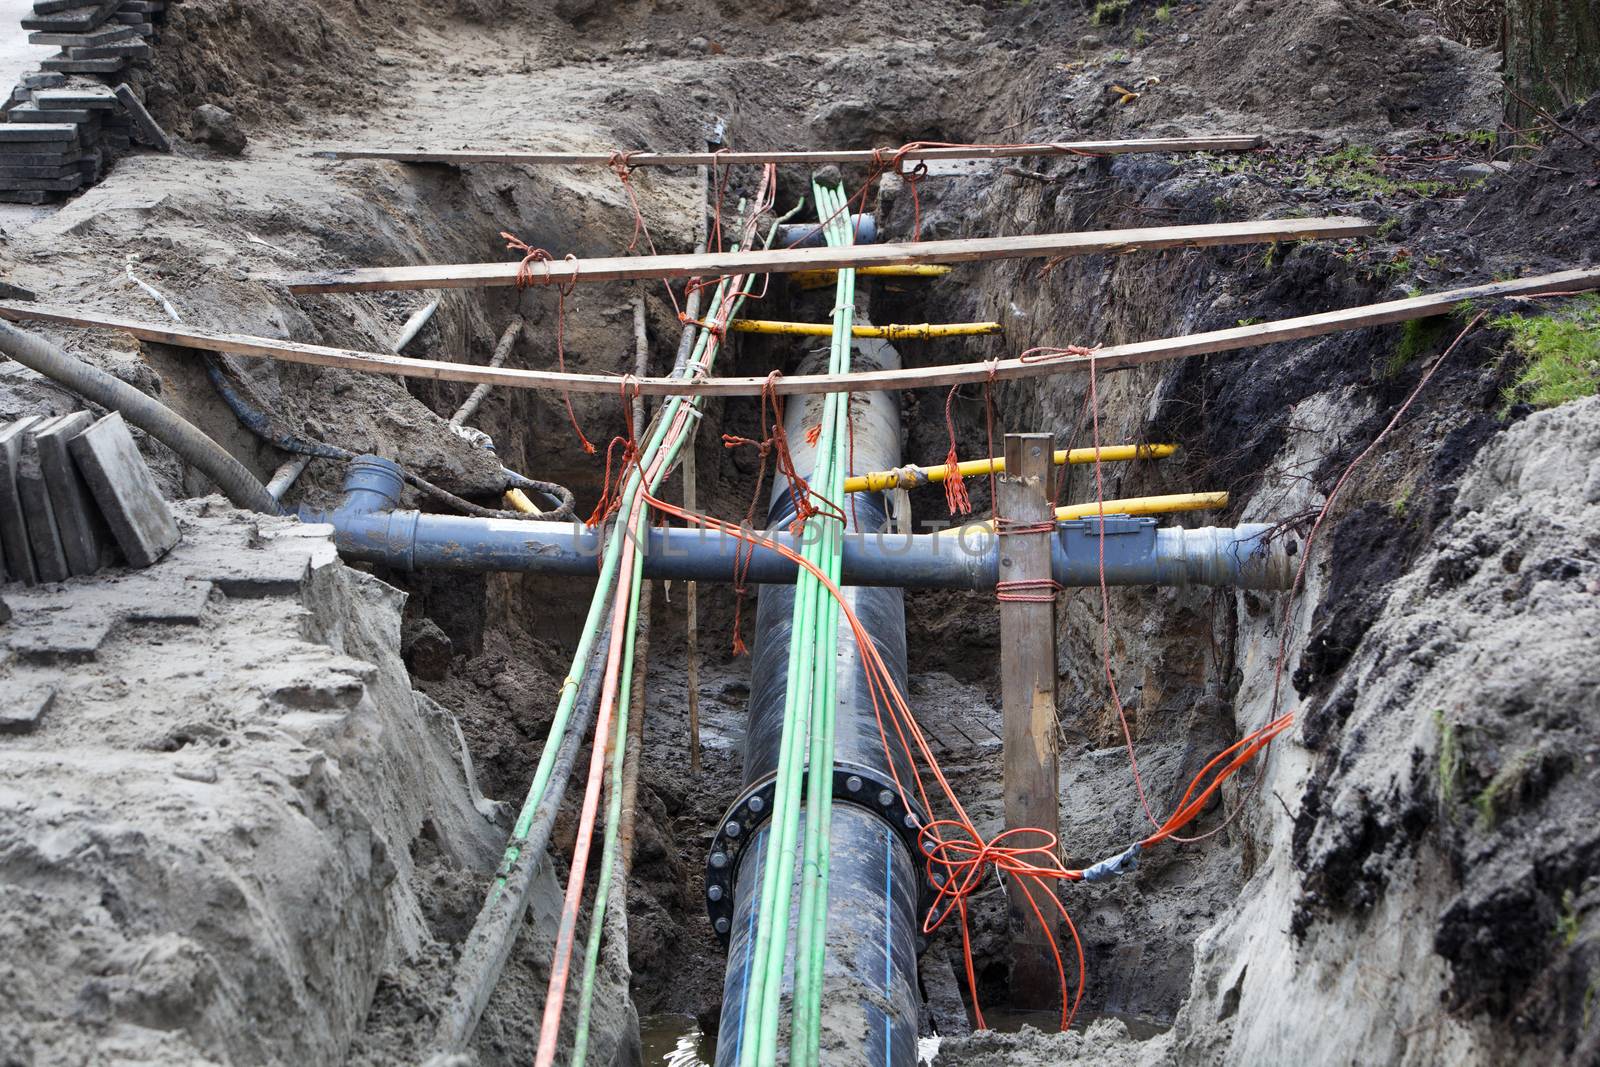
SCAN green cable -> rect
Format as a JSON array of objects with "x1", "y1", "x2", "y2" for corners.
[
  {"x1": 569, "y1": 511, "x2": 645, "y2": 1067},
  {"x1": 743, "y1": 179, "x2": 857, "y2": 1067},
  {"x1": 552, "y1": 200, "x2": 807, "y2": 1062},
  {"x1": 488, "y1": 267, "x2": 736, "y2": 903},
  {"x1": 490, "y1": 197, "x2": 800, "y2": 898},
  {"x1": 790, "y1": 178, "x2": 855, "y2": 1065}
]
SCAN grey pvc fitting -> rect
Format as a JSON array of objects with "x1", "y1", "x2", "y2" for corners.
[{"x1": 311, "y1": 456, "x2": 1295, "y2": 592}]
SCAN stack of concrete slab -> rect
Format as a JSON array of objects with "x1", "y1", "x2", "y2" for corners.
[
  {"x1": 0, "y1": 410, "x2": 179, "y2": 586},
  {"x1": 23, "y1": 0, "x2": 162, "y2": 76},
  {"x1": 0, "y1": 0, "x2": 171, "y2": 203}
]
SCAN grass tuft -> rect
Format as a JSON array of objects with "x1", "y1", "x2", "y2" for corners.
[
  {"x1": 1495, "y1": 294, "x2": 1600, "y2": 412},
  {"x1": 1435, "y1": 709, "x2": 1463, "y2": 808},
  {"x1": 1386, "y1": 315, "x2": 1452, "y2": 377},
  {"x1": 1474, "y1": 749, "x2": 1533, "y2": 830},
  {"x1": 1091, "y1": 0, "x2": 1129, "y2": 25},
  {"x1": 1306, "y1": 145, "x2": 1446, "y2": 198},
  {"x1": 1556, "y1": 888, "x2": 1581, "y2": 947}
]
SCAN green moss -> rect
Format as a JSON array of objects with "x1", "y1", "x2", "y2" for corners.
[
  {"x1": 1155, "y1": 2, "x2": 1174, "y2": 21},
  {"x1": 1091, "y1": 0, "x2": 1129, "y2": 24},
  {"x1": 1474, "y1": 750, "x2": 1534, "y2": 830},
  {"x1": 1556, "y1": 888, "x2": 1581, "y2": 947},
  {"x1": 1305, "y1": 145, "x2": 1447, "y2": 199},
  {"x1": 1392, "y1": 483, "x2": 1412, "y2": 519},
  {"x1": 1435, "y1": 709, "x2": 1463, "y2": 807},
  {"x1": 1386, "y1": 314, "x2": 1452, "y2": 377},
  {"x1": 1495, "y1": 295, "x2": 1600, "y2": 412},
  {"x1": 1133, "y1": 26, "x2": 1149, "y2": 46}
]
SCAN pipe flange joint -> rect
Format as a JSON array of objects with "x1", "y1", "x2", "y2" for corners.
[{"x1": 705, "y1": 760, "x2": 935, "y2": 951}]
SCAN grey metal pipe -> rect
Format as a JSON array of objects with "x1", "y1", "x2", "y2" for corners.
[
  {"x1": 0, "y1": 318, "x2": 280, "y2": 514},
  {"x1": 311, "y1": 456, "x2": 1295, "y2": 592}
]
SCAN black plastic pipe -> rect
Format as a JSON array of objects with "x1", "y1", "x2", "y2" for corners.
[{"x1": 715, "y1": 338, "x2": 921, "y2": 1067}]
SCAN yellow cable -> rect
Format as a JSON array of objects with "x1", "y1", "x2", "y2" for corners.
[
  {"x1": 846, "y1": 443, "x2": 1177, "y2": 493},
  {"x1": 932, "y1": 491, "x2": 1228, "y2": 536},
  {"x1": 730, "y1": 319, "x2": 1001, "y2": 340},
  {"x1": 789, "y1": 264, "x2": 954, "y2": 290},
  {"x1": 504, "y1": 488, "x2": 543, "y2": 515}
]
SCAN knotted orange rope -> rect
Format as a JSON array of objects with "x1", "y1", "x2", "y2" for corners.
[{"x1": 501, "y1": 231, "x2": 596, "y2": 454}]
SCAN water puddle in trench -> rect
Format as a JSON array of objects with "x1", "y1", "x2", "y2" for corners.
[
  {"x1": 640, "y1": 1014, "x2": 715, "y2": 1067},
  {"x1": 639, "y1": 1009, "x2": 1171, "y2": 1065}
]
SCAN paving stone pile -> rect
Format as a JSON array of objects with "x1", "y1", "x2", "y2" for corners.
[
  {"x1": 0, "y1": 0, "x2": 170, "y2": 203},
  {"x1": 0, "y1": 410, "x2": 179, "y2": 586}
]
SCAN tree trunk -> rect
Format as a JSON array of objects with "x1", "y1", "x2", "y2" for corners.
[{"x1": 1503, "y1": 0, "x2": 1600, "y2": 128}]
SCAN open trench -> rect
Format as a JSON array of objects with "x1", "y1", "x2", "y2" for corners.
[
  {"x1": 7, "y1": 1, "x2": 1599, "y2": 1064},
  {"x1": 128, "y1": 67, "x2": 1398, "y2": 1067},
  {"x1": 308, "y1": 141, "x2": 1288, "y2": 1061}
]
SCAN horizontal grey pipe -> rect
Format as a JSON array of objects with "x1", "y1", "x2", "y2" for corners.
[{"x1": 313, "y1": 456, "x2": 1295, "y2": 591}]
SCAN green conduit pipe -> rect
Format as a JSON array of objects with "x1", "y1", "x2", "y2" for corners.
[
  {"x1": 434, "y1": 207, "x2": 749, "y2": 1054},
  {"x1": 739, "y1": 178, "x2": 857, "y2": 1067},
  {"x1": 435, "y1": 196, "x2": 806, "y2": 1057},
  {"x1": 793, "y1": 178, "x2": 856, "y2": 1066},
  {"x1": 571, "y1": 514, "x2": 645, "y2": 1067},
  {"x1": 571, "y1": 200, "x2": 808, "y2": 1058}
]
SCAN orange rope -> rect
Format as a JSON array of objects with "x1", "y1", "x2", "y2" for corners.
[
  {"x1": 501, "y1": 233, "x2": 596, "y2": 454},
  {"x1": 941, "y1": 384, "x2": 972, "y2": 515}
]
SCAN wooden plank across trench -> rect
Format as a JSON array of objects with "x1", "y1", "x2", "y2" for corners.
[
  {"x1": 2, "y1": 268, "x2": 1596, "y2": 398},
  {"x1": 272, "y1": 217, "x2": 1377, "y2": 294},
  {"x1": 310, "y1": 134, "x2": 1266, "y2": 170}
]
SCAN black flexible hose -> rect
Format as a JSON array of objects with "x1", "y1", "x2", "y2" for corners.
[
  {"x1": 202, "y1": 354, "x2": 576, "y2": 522},
  {"x1": 0, "y1": 319, "x2": 281, "y2": 514}
]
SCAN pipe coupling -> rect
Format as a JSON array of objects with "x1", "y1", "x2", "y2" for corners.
[{"x1": 705, "y1": 761, "x2": 934, "y2": 950}]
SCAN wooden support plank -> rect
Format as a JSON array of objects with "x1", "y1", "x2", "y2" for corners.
[
  {"x1": 310, "y1": 135, "x2": 1266, "y2": 169},
  {"x1": 273, "y1": 217, "x2": 1376, "y2": 293},
  {"x1": 5, "y1": 268, "x2": 1595, "y2": 399},
  {"x1": 997, "y1": 432, "x2": 1061, "y2": 1006}
]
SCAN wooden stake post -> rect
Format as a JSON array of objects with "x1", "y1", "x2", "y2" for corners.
[{"x1": 997, "y1": 432, "x2": 1062, "y2": 1002}]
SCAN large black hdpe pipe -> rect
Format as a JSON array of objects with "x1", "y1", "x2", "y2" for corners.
[
  {"x1": 715, "y1": 338, "x2": 921, "y2": 1067},
  {"x1": 0, "y1": 319, "x2": 280, "y2": 514},
  {"x1": 776, "y1": 213, "x2": 877, "y2": 248}
]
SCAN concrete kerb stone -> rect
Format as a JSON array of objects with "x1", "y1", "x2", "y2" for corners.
[
  {"x1": 35, "y1": 411, "x2": 115, "y2": 575},
  {"x1": 0, "y1": 417, "x2": 45, "y2": 585},
  {"x1": 66, "y1": 411, "x2": 179, "y2": 568},
  {"x1": 0, "y1": 682, "x2": 56, "y2": 733},
  {"x1": 16, "y1": 430, "x2": 70, "y2": 583}
]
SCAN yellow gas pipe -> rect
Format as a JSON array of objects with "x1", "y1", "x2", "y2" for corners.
[
  {"x1": 846, "y1": 443, "x2": 1178, "y2": 494},
  {"x1": 730, "y1": 319, "x2": 1002, "y2": 341},
  {"x1": 788, "y1": 264, "x2": 954, "y2": 290},
  {"x1": 933, "y1": 491, "x2": 1229, "y2": 536}
]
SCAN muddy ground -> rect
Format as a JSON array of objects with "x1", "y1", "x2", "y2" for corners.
[{"x1": 2, "y1": 0, "x2": 1598, "y2": 1064}]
